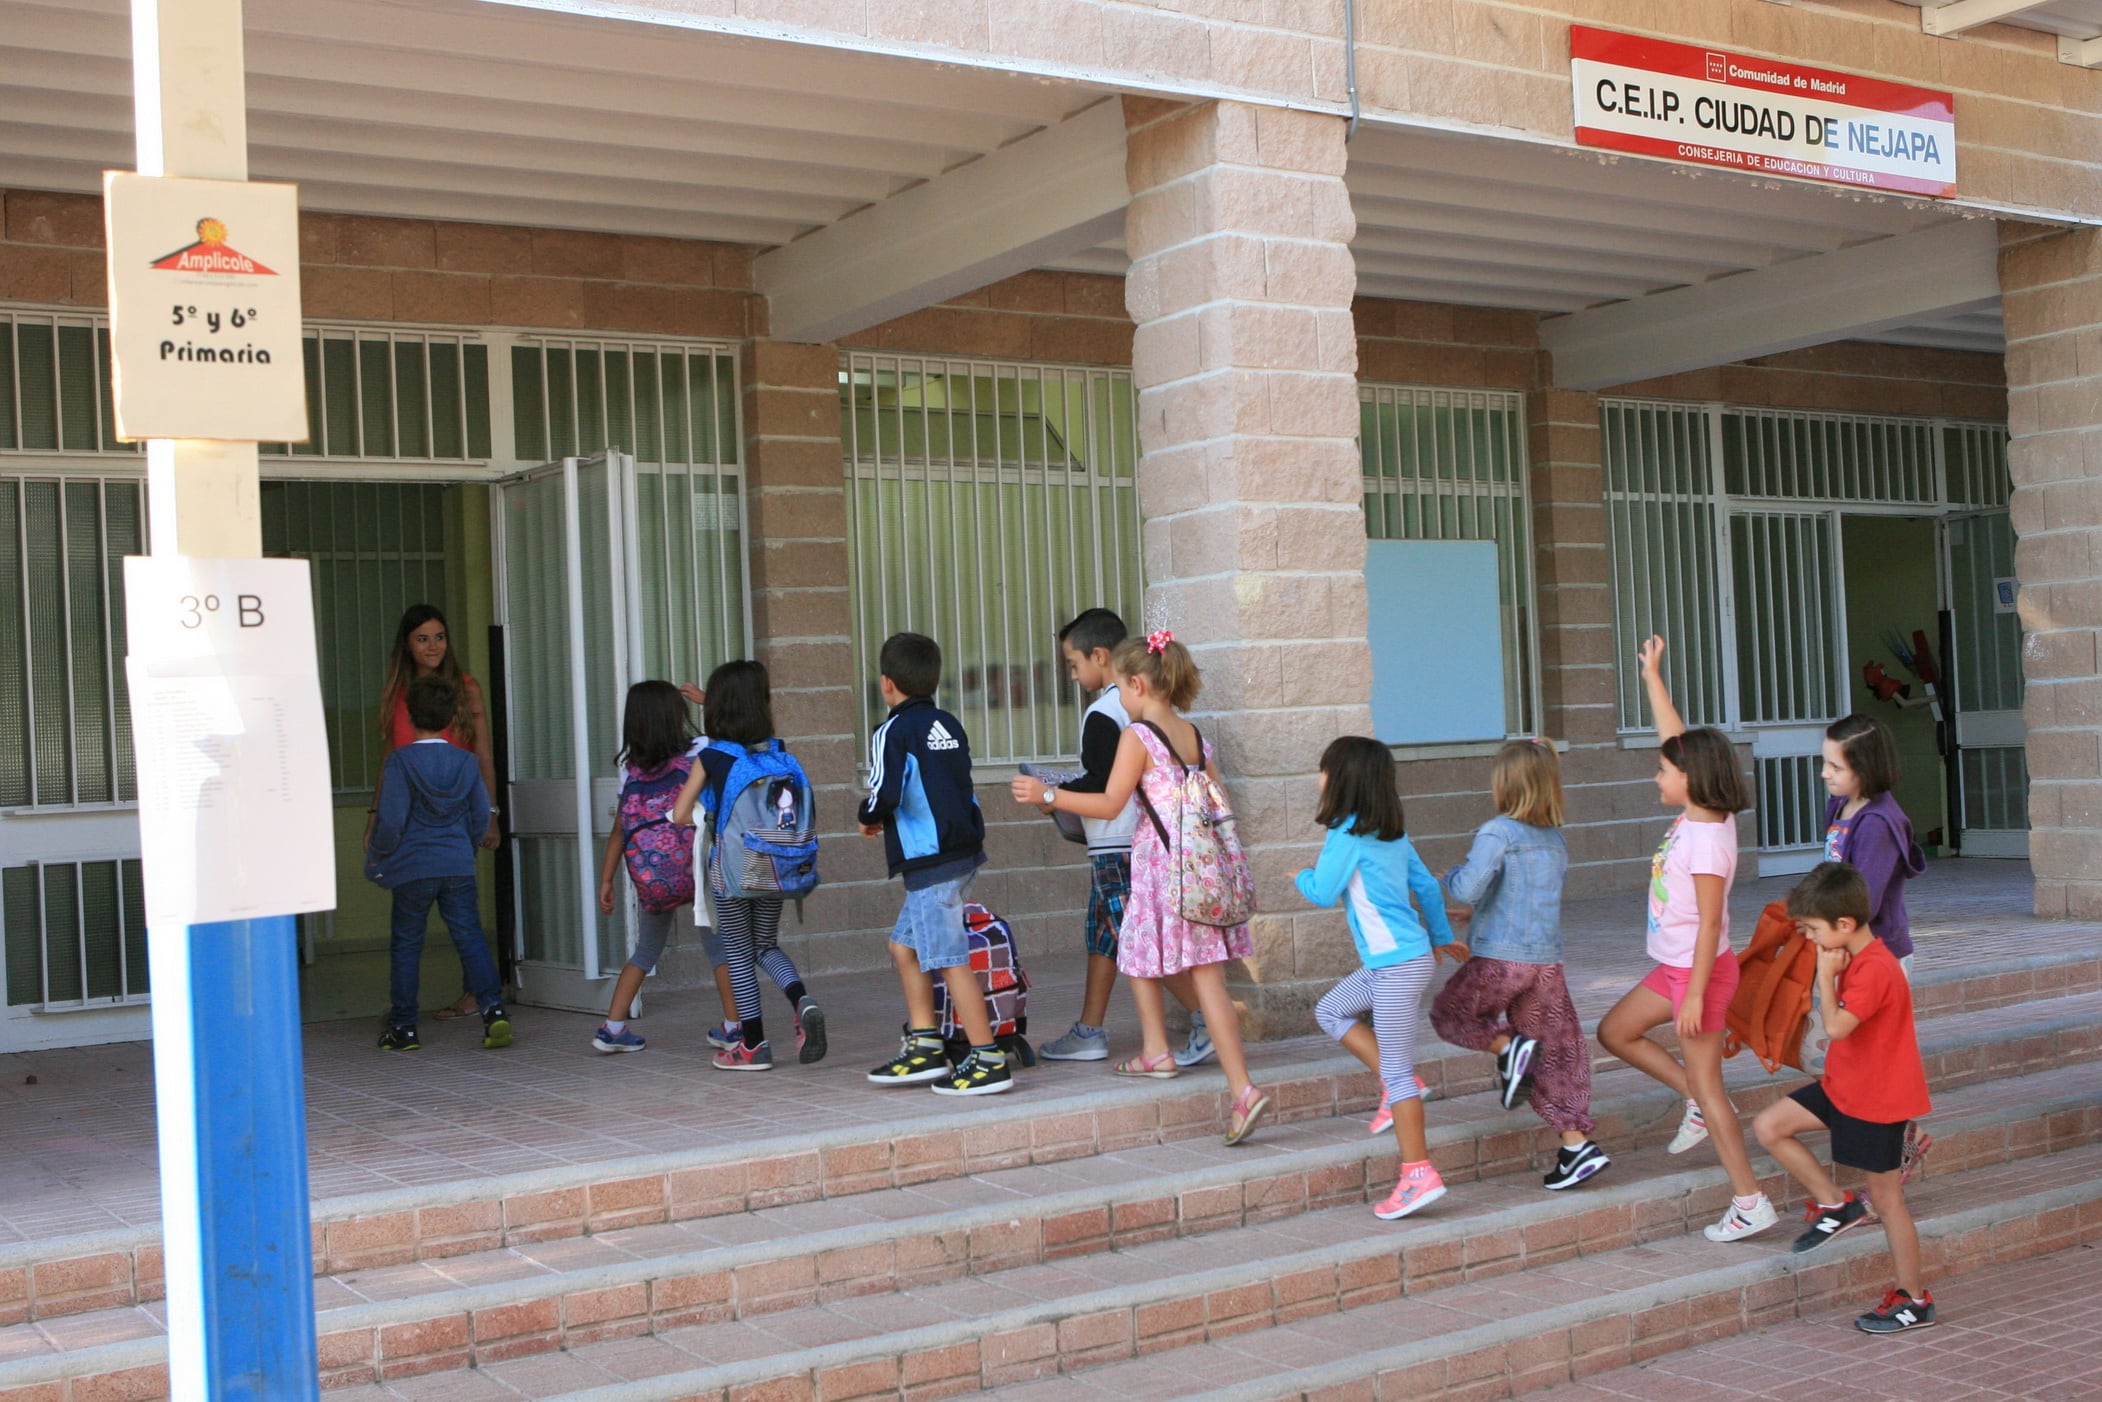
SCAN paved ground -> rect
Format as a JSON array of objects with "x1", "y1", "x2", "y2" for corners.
[
  {"x1": 0, "y1": 858, "x2": 2083, "y2": 1247},
  {"x1": 1535, "y1": 1242, "x2": 2102, "y2": 1401}
]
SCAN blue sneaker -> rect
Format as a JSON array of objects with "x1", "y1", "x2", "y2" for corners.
[
  {"x1": 592, "y1": 1023, "x2": 646, "y2": 1053},
  {"x1": 1175, "y1": 1010, "x2": 1215, "y2": 1068},
  {"x1": 1041, "y1": 1023, "x2": 1109, "y2": 1061},
  {"x1": 705, "y1": 1021, "x2": 740, "y2": 1050}
]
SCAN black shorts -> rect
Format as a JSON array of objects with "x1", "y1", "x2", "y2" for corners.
[{"x1": 1790, "y1": 1082, "x2": 1907, "y2": 1175}]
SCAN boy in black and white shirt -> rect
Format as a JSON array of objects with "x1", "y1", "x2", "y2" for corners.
[{"x1": 1037, "y1": 609, "x2": 1213, "y2": 1066}]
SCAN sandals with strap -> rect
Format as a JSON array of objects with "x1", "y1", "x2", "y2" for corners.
[
  {"x1": 1224, "y1": 1083, "x2": 1271, "y2": 1146},
  {"x1": 1113, "y1": 1052, "x2": 1180, "y2": 1079}
]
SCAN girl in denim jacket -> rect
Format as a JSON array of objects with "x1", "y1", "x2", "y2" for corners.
[{"x1": 1431, "y1": 740, "x2": 1610, "y2": 1192}]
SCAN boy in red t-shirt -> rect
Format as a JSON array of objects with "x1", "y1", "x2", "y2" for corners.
[{"x1": 1752, "y1": 861, "x2": 1936, "y2": 1335}]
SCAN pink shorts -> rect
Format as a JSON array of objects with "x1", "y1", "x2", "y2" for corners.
[{"x1": 1640, "y1": 948, "x2": 1740, "y2": 1036}]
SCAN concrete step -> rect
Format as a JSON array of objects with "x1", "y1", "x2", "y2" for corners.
[
  {"x1": 4, "y1": 958, "x2": 2095, "y2": 1335},
  {"x1": 0, "y1": 1045, "x2": 2094, "y2": 1399}
]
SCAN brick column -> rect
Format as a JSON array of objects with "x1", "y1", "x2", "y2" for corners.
[
  {"x1": 1122, "y1": 98, "x2": 1367, "y2": 1036},
  {"x1": 1999, "y1": 225, "x2": 2102, "y2": 920}
]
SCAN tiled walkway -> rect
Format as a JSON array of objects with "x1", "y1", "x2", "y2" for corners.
[
  {"x1": 1535, "y1": 1241, "x2": 2102, "y2": 1401},
  {"x1": 0, "y1": 859, "x2": 2086, "y2": 1246}
]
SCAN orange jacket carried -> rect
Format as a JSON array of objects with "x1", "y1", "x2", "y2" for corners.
[{"x1": 1723, "y1": 900, "x2": 1817, "y2": 1073}]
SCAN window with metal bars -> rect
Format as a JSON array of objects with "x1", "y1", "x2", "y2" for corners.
[
  {"x1": 840, "y1": 353, "x2": 1143, "y2": 765},
  {"x1": 1359, "y1": 384, "x2": 1538, "y2": 738},
  {"x1": 2, "y1": 859, "x2": 147, "y2": 1009},
  {"x1": 0, "y1": 476, "x2": 145, "y2": 808},
  {"x1": 1721, "y1": 409, "x2": 1940, "y2": 503},
  {"x1": 0, "y1": 308, "x2": 491, "y2": 462},
  {"x1": 511, "y1": 337, "x2": 739, "y2": 468}
]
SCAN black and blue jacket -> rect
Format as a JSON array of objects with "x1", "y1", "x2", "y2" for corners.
[{"x1": 858, "y1": 695, "x2": 985, "y2": 881}]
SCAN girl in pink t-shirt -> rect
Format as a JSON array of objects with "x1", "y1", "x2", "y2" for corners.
[{"x1": 1597, "y1": 636, "x2": 1777, "y2": 1244}]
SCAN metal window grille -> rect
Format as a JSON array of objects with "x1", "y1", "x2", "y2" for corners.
[
  {"x1": 1721, "y1": 409, "x2": 1940, "y2": 504},
  {"x1": 1756, "y1": 753, "x2": 1830, "y2": 851},
  {"x1": 264, "y1": 327, "x2": 491, "y2": 461},
  {"x1": 0, "y1": 311, "x2": 126, "y2": 455},
  {"x1": 1944, "y1": 509, "x2": 2023, "y2": 715},
  {"x1": 0, "y1": 475, "x2": 146, "y2": 807},
  {"x1": 1600, "y1": 400, "x2": 1730, "y2": 731},
  {"x1": 1359, "y1": 384, "x2": 1538, "y2": 737},
  {"x1": 1729, "y1": 510, "x2": 1843, "y2": 726},
  {"x1": 260, "y1": 481, "x2": 456, "y2": 796},
  {"x1": 1961, "y1": 747, "x2": 2029, "y2": 832},
  {"x1": 2, "y1": 859, "x2": 148, "y2": 1009},
  {"x1": 1945, "y1": 423, "x2": 2012, "y2": 509},
  {"x1": 840, "y1": 353, "x2": 1142, "y2": 764}
]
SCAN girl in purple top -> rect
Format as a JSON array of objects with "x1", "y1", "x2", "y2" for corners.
[{"x1": 1820, "y1": 715, "x2": 1928, "y2": 966}]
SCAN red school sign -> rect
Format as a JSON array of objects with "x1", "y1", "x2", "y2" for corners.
[{"x1": 1570, "y1": 26, "x2": 1957, "y2": 198}]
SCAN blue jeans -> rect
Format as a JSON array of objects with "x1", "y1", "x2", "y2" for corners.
[{"x1": 389, "y1": 875, "x2": 501, "y2": 1027}]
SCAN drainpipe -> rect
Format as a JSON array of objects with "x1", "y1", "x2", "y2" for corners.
[{"x1": 1343, "y1": 0, "x2": 1362, "y2": 141}]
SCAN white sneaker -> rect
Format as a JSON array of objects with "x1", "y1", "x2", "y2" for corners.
[
  {"x1": 1667, "y1": 1099, "x2": 1709, "y2": 1154},
  {"x1": 1703, "y1": 1196, "x2": 1778, "y2": 1243}
]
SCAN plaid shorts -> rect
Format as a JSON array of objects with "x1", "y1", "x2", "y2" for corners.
[{"x1": 1085, "y1": 851, "x2": 1131, "y2": 960}]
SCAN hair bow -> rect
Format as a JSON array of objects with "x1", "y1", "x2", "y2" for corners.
[{"x1": 1146, "y1": 628, "x2": 1174, "y2": 654}]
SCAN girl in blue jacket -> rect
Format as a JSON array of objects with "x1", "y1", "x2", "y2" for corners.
[{"x1": 1295, "y1": 736, "x2": 1467, "y2": 1221}]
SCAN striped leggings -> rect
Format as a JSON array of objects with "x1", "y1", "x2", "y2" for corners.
[
  {"x1": 716, "y1": 896, "x2": 797, "y2": 1023},
  {"x1": 1315, "y1": 955, "x2": 1436, "y2": 1107}
]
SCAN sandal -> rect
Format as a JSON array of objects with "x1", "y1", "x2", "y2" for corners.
[
  {"x1": 1224, "y1": 1084, "x2": 1270, "y2": 1146},
  {"x1": 431, "y1": 993, "x2": 478, "y2": 1021},
  {"x1": 1113, "y1": 1052, "x2": 1180, "y2": 1079}
]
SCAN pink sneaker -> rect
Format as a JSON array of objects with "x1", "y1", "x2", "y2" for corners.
[
  {"x1": 1374, "y1": 1164, "x2": 1445, "y2": 1221},
  {"x1": 1369, "y1": 1100, "x2": 1392, "y2": 1135}
]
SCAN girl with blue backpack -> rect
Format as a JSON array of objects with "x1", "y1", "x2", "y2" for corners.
[
  {"x1": 672, "y1": 660, "x2": 825, "y2": 1071},
  {"x1": 594, "y1": 680, "x2": 725, "y2": 1054}
]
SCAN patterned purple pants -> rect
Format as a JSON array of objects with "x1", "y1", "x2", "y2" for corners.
[{"x1": 1430, "y1": 957, "x2": 1596, "y2": 1136}]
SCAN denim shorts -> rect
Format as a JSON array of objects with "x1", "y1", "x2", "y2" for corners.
[{"x1": 891, "y1": 870, "x2": 974, "y2": 972}]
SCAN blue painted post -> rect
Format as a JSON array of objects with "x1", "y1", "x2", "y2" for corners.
[{"x1": 147, "y1": 915, "x2": 318, "y2": 1399}]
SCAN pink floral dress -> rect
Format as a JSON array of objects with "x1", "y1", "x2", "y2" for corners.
[{"x1": 1116, "y1": 723, "x2": 1254, "y2": 979}]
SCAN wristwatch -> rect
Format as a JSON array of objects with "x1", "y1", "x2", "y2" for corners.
[{"x1": 1041, "y1": 784, "x2": 1059, "y2": 807}]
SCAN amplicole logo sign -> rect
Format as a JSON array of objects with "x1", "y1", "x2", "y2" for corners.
[{"x1": 1571, "y1": 26, "x2": 1956, "y2": 198}]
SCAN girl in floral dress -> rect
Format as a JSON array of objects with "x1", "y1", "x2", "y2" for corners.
[{"x1": 1013, "y1": 630, "x2": 1270, "y2": 1145}]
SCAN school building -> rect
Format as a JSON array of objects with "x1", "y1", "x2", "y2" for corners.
[{"x1": 0, "y1": 0, "x2": 2096, "y2": 1049}]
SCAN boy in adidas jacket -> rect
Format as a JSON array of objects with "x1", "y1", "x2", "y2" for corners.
[
  {"x1": 1752, "y1": 861, "x2": 1935, "y2": 1335},
  {"x1": 857, "y1": 632, "x2": 1011, "y2": 1097}
]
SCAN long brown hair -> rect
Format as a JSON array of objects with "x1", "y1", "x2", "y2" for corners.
[
  {"x1": 1315, "y1": 736, "x2": 1407, "y2": 842},
  {"x1": 379, "y1": 604, "x2": 474, "y2": 747}
]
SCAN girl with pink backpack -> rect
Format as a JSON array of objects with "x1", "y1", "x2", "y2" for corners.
[{"x1": 1011, "y1": 630, "x2": 1270, "y2": 1146}]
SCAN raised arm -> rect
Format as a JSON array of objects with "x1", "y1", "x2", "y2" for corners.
[{"x1": 1639, "y1": 634, "x2": 1686, "y2": 741}]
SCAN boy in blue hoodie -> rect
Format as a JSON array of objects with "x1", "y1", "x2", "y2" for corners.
[
  {"x1": 367, "y1": 675, "x2": 512, "y2": 1051},
  {"x1": 857, "y1": 633, "x2": 1009, "y2": 1097}
]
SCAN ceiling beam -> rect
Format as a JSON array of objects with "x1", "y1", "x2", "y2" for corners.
[
  {"x1": 2060, "y1": 34, "x2": 2102, "y2": 67},
  {"x1": 1920, "y1": 0, "x2": 2045, "y2": 36},
  {"x1": 756, "y1": 99, "x2": 1128, "y2": 344},
  {"x1": 1540, "y1": 218, "x2": 2002, "y2": 390}
]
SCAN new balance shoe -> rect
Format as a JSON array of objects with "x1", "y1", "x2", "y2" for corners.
[
  {"x1": 480, "y1": 1006, "x2": 513, "y2": 1050},
  {"x1": 1496, "y1": 1035, "x2": 1538, "y2": 1110},
  {"x1": 1041, "y1": 1023, "x2": 1111, "y2": 1062},
  {"x1": 1703, "y1": 1195, "x2": 1778, "y2": 1242},
  {"x1": 377, "y1": 1025, "x2": 420, "y2": 1052},
  {"x1": 931, "y1": 1049, "x2": 1013, "y2": 1097},
  {"x1": 705, "y1": 1021, "x2": 740, "y2": 1051},
  {"x1": 868, "y1": 1035, "x2": 952, "y2": 1086},
  {"x1": 1856, "y1": 1289, "x2": 1936, "y2": 1334},
  {"x1": 1792, "y1": 1191, "x2": 1871, "y2": 1253},
  {"x1": 713, "y1": 1040, "x2": 773, "y2": 1071},
  {"x1": 1175, "y1": 1011, "x2": 1215, "y2": 1068},
  {"x1": 795, "y1": 996, "x2": 827, "y2": 1065},
  {"x1": 1373, "y1": 1164, "x2": 1446, "y2": 1221},
  {"x1": 1543, "y1": 1140, "x2": 1610, "y2": 1190},
  {"x1": 1667, "y1": 1098, "x2": 1710, "y2": 1154},
  {"x1": 592, "y1": 1023, "x2": 646, "y2": 1053}
]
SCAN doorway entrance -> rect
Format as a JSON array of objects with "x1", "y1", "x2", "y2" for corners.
[{"x1": 494, "y1": 451, "x2": 748, "y2": 1012}]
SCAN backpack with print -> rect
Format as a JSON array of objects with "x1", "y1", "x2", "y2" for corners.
[
  {"x1": 928, "y1": 902, "x2": 1035, "y2": 1065},
  {"x1": 619, "y1": 756, "x2": 698, "y2": 914},
  {"x1": 704, "y1": 739, "x2": 820, "y2": 902},
  {"x1": 1724, "y1": 900, "x2": 1818, "y2": 1072},
  {"x1": 1133, "y1": 720, "x2": 1257, "y2": 928}
]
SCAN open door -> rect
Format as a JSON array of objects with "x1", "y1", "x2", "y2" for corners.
[{"x1": 1943, "y1": 510, "x2": 2029, "y2": 858}]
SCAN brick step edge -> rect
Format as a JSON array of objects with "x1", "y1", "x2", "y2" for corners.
[
  {"x1": 5, "y1": 990, "x2": 2097, "y2": 1328},
  {"x1": 5, "y1": 1089, "x2": 2094, "y2": 1398}
]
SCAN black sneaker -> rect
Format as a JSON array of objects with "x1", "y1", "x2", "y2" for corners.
[
  {"x1": 378, "y1": 1025, "x2": 420, "y2": 1052},
  {"x1": 1496, "y1": 1035, "x2": 1538, "y2": 1110},
  {"x1": 931, "y1": 1049, "x2": 1013, "y2": 1097},
  {"x1": 868, "y1": 1035, "x2": 951, "y2": 1085},
  {"x1": 1792, "y1": 1191, "x2": 1870, "y2": 1253},
  {"x1": 1856, "y1": 1289, "x2": 1936, "y2": 1334},
  {"x1": 795, "y1": 995, "x2": 828, "y2": 1065},
  {"x1": 1543, "y1": 1140, "x2": 1610, "y2": 1190},
  {"x1": 480, "y1": 1005, "x2": 513, "y2": 1050}
]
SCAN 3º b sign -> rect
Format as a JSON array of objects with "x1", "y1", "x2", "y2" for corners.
[{"x1": 103, "y1": 172, "x2": 309, "y2": 443}]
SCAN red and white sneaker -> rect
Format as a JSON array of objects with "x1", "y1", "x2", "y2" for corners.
[{"x1": 713, "y1": 1040, "x2": 773, "y2": 1071}]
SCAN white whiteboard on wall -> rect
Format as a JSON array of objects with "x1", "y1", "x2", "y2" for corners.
[{"x1": 1365, "y1": 539, "x2": 1506, "y2": 746}]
